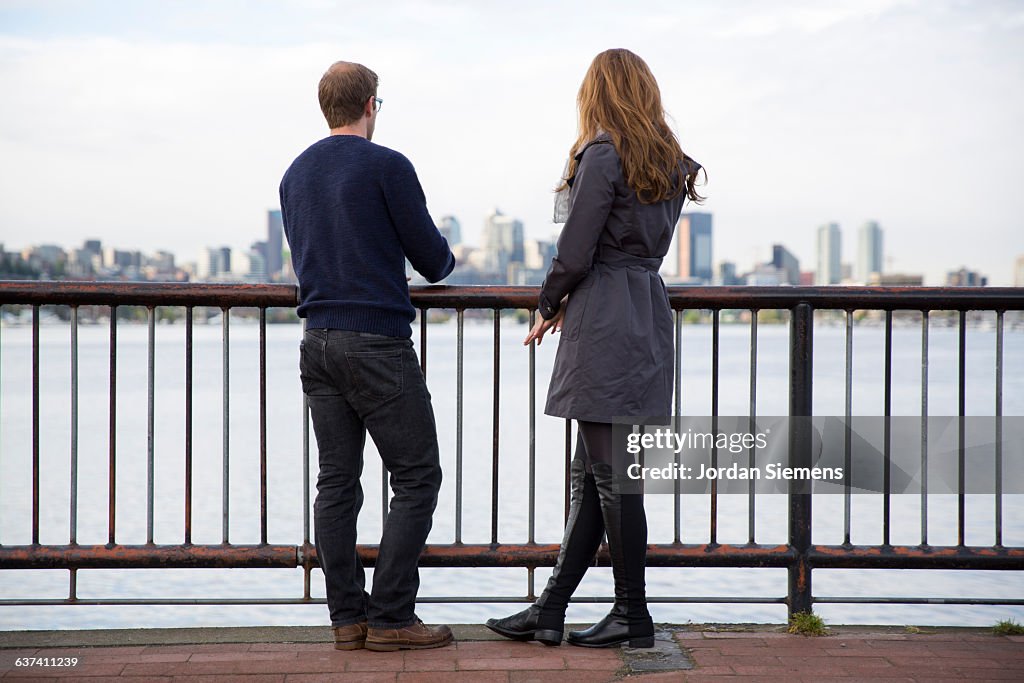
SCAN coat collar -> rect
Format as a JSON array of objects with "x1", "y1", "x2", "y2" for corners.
[{"x1": 574, "y1": 131, "x2": 613, "y2": 160}]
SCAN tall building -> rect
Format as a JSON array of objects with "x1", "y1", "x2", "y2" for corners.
[
  {"x1": 101, "y1": 247, "x2": 141, "y2": 270},
  {"x1": 816, "y1": 222, "x2": 841, "y2": 285},
  {"x1": 716, "y1": 261, "x2": 738, "y2": 286},
  {"x1": 744, "y1": 263, "x2": 787, "y2": 286},
  {"x1": 267, "y1": 209, "x2": 283, "y2": 279},
  {"x1": 524, "y1": 238, "x2": 555, "y2": 270},
  {"x1": 198, "y1": 246, "x2": 232, "y2": 280},
  {"x1": 676, "y1": 212, "x2": 713, "y2": 283},
  {"x1": 771, "y1": 244, "x2": 800, "y2": 285},
  {"x1": 946, "y1": 267, "x2": 987, "y2": 287},
  {"x1": 857, "y1": 221, "x2": 883, "y2": 283},
  {"x1": 438, "y1": 215, "x2": 462, "y2": 246},
  {"x1": 246, "y1": 247, "x2": 267, "y2": 282},
  {"x1": 482, "y1": 208, "x2": 524, "y2": 276},
  {"x1": 148, "y1": 250, "x2": 175, "y2": 271}
]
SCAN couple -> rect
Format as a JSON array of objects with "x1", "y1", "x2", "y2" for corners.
[{"x1": 280, "y1": 49, "x2": 704, "y2": 652}]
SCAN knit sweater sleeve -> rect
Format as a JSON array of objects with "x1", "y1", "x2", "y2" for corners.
[{"x1": 382, "y1": 153, "x2": 456, "y2": 283}]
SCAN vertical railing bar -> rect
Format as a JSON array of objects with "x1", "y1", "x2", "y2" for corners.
[
  {"x1": 883, "y1": 309, "x2": 892, "y2": 547},
  {"x1": 0, "y1": 303, "x2": 3, "y2": 545},
  {"x1": 31, "y1": 304, "x2": 39, "y2": 545},
  {"x1": 108, "y1": 306, "x2": 117, "y2": 545},
  {"x1": 185, "y1": 307, "x2": 193, "y2": 545},
  {"x1": 302, "y1": 319, "x2": 310, "y2": 546},
  {"x1": 420, "y1": 308, "x2": 427, "y2": 377},
  {"x1": 528, "y1": 308, "x2": 536, "y2": 545},
  {"x1": 147, "y1": 305, "x2": 155, "y2": 545},
  {"x1": 455, "y1": 309, "x2": 464, "y2": 543},
  {"x1": 259, "y1": 307, "x2": 268, "y2": 546},
  {"x1": 491, "y1": 308, "x2": 501, "y2": 545},
  {"x1": 411, "y1": 307, "x2": 424, "y2": 530},
  {"x1": 787, "y1": 302, "x2": 814, "y2": 617},
  {"x1": 709, "y1": 308, "x2": 719, "y2": 545},
  {"x1": 70, "y1": 305, "x2": 79, "y2": 545},
  {"x1": 382, "y1": 459, "x2": 389, "y2": 527},
  {"x1": 995, "y1": 310, "x2": 1003, "y2": 547},
  {"x1": 68, "y1": 567, "x2": 76, "y2": 601},
  {"x1": 957, "y1": 309, "x2": 966, "y2": 547},
  {"x1": 747, "y1": 308, "x2": 757, "y2": 545},
  {"x1": 920, "y1": 310, "x2": 929, "y2": 546},
  {"x1": 222, "y1": 306, "x2": 230, "y2": 544},
  {"x1": 674, "y1": 308, "x2": 682, "y2": 544},
  {"x1": 844, "y1": 309, "x2": 853, "y2": 545},
  {"x1": 564, "y1": 419, "x2": 571, "y2": 524}
]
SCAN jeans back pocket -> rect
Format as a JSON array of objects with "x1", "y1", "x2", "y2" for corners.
[{"x1": 344, "y1": 350, "x2": 404, "y2": 402}]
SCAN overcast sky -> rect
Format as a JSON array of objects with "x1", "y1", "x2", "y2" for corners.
[{"x1": 1, "y1": 0, "x2": 1022, "y2": 284}]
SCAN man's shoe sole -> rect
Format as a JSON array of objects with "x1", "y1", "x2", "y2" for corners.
[
  {"x1": 364, "y1": 634, "x2": 454, "y2": 652},
  {"x1": 334, "y1": 639, "x2": 365, "y2": 650}
]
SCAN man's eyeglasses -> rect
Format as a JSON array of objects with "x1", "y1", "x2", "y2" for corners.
[{"x1": 372, "y1": 96, "x2": 383, "y2": 112}]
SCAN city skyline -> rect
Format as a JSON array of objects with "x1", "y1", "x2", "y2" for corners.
[
  {"x1": 1, "y1": 2, "x2": 1022, "y2": 285},
  {"x1": 2, "y1": 208, "x2": 1008, "y2": 289}
]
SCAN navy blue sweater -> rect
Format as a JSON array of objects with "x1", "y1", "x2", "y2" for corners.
[{"x1": 280, "y1": 135, "x2": 455, "y2": 338}]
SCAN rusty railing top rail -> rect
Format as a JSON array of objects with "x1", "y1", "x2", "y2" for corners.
[{"x1": 1, "y1": 280, "x2": 1023, "y2": 310}]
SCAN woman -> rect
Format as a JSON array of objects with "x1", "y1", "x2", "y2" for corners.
[{"x1": 486, "y1": 49, "x2": 704, "y2": 649}]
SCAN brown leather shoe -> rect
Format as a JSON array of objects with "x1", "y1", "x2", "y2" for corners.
[
  {"x1": 364, "y1": 619, "x2": 454, "y2": 652},
  {"x1": 333, "y1": 621, "x2": 368, "y2": 650}
]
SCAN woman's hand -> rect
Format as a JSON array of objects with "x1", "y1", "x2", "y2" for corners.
[{"x1": 524, "y1": 304, "x2": 566, "y2": 346}]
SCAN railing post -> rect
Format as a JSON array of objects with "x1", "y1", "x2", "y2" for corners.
[{"x1": 788, "y1": 302, "x2": 813, "y2": 617}]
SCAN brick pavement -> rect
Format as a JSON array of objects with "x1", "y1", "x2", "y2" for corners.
[{"x1": 0, "y1": 625, "x2": 1020, "y2": 681}]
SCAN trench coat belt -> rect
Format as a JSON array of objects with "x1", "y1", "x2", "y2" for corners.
[{"x1": 594, "y1": 245, "x2": 663, "y2": 271}]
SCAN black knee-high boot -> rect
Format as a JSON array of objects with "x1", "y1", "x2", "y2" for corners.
[
  {"x1": 485, "y1": 455, "x2": 605, "y2": 646},
  {"x1": 567, "y1": 462, "x2": 654, "y2": 648}
]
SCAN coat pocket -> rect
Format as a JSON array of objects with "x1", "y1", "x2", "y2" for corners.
[{"x1": 561, "y1": 279, "x2": 595, "y2": 342}]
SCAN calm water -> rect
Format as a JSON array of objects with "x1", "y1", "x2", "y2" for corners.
[{"x1": 1, "y1": 313, "x2": 1022, "y2": 630}]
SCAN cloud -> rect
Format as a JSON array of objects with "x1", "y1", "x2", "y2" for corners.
[
  {"x1": 0, "y1": 1, "x2": 1022, "y2": 284},
  {"x1": 713, "y1": 0, "x2": 915, "y2": 38}
]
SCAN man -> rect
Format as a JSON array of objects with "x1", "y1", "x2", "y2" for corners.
[{"x1": 280, "y1": 61, "x2": 455, "y2": 652}]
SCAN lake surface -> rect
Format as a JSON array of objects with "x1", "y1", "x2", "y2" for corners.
[{"x1": 1, "y1": 314, "x2": 1022, "y2": 630}]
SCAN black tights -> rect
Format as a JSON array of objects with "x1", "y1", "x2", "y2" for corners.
[{"x1": 577, "y1": 420, "x2": 615, "y2": 472}]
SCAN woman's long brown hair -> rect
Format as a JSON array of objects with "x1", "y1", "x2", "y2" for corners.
[{"x1": 558, "y1": 49, "x2": 705, "y2": 205}]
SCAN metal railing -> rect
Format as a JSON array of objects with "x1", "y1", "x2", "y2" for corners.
[{"x1": 0, "y1": 281, "x2": 1022, "y2": 616}]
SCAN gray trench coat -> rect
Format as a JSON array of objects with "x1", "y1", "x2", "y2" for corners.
[{"x1": 538, "y1": 134, "x2": 699, "y2": 423}]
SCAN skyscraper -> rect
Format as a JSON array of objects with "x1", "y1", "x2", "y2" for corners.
[
  {"x1": 438, "y1": 215, "x2": 462, "y2": 246},
  {"x1": 816, "y1": 222, "x2": 841, "y2": 285},
  {"x1": 858, "y1": 221, "x2": 883, "y2": 283},
  {"x1": 676, "y1": 212, "x2": 713, "y2": 283},
  {"x1": 946, "y1": 268, "x2": 987, "y2": 287},
  {"x1": 199, "y1": 246, "x2": 232, "y2": 280},
  {"x1": 267, "y1": 209, "x2": 283, "y2": 279},
  {"x1": 771, "y1": 244, "x2": 801, "y2": 285},
  {"x1": 483, "y1": 208, "x2": 524, "y2": 276}
]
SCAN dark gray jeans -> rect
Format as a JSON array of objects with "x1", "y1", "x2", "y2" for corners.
[{"x1": 299, "y1": 328, "x2": 442, "y2": 629}]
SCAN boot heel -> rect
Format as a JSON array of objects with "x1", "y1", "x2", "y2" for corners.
[
  {"x1": 628, "y1": 635, "x2": 655, "y2": 648},
  {"x1": 534, "y1": 629, "x2": 563, "y2": 646}
]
